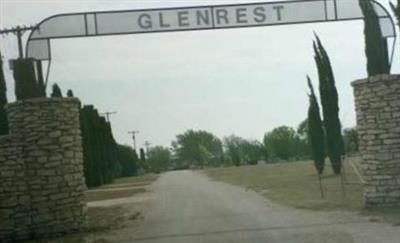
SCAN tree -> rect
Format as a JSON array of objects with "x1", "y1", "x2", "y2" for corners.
[
  {"x1": 313, "y1": 35, "x2": 344, "y2": 174},
  {"x1": 198, "y1": 145, "x2": 212, "y2": 167},
  {"x1": 80, "y1": 105, "x2": 121, "y2": 187},
  {"x1": 263, "y1": 126, "x2": 299, "y2": 161},
  {"x1": 343, "y1": 128, "x2": 359, "y2": 154},
  {"x1": 140, "y1": 148, "x2": 146, "y2": 162},
  {"x1": 0, "y1": 50, "x2": 8, "y2": 135},
  {"x1": 241, "y1": 140, "x2": 266, "y2": 165},
  {"x1": 359, "y1": 0, "x2": 390, "y2": 76},
  {"x1": 51, "y1": 83, "x2": 63, "y2": 97},
  {"x1": 67, "y1": 89, "x2": 74, "y2": 97},
  {"x1": 116, "y1": 144, "x2": 138, "y2": 177},
  {"x1": 36, "y1": 61, "x2": 46, "y2": 97},
  {"x1": 297, "y1": 119, "x2": 308, "y2": 140},
  {"x1": 147, "y1": 146, "x2": 171, "y2": 173},
  {"x1": 139, "y1": 148, "x2": 147, "y2": 171},
  {"x1": 172, "y1": 130, "x2": 223, "y2": 168},
  {"x1": 390, "y1": 1, "x2": 400, "y2": 29},
  {"x1": 296, "y1": 119, "x2": 312, "y2": 159},
  {"x1": 13, "y1": 58, "x2": 43, "y2": 100},
  {"x1": 224, "y1": 135, "x2": 245, "y2": 166},
  {"x1": 224, "y1": 135, "x2": 266, "y2": 166},
  {"x1": 307, "y1": 76, "x2": 326, "y2": 175}
]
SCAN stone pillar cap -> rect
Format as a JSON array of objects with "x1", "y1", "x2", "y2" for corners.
[{"x1": 352, "y1": 74, "x2": 400, "y2": 87}]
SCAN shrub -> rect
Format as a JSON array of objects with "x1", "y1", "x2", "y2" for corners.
[{"x1": 51, "y1": 83, "x2": 63, "y2": 97}]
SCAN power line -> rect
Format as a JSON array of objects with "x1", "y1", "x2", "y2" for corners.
[{"x1": 0, "y1": 25, "x2": 39, "y2": 58}]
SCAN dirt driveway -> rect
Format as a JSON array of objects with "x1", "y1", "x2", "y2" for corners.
[{"x1": 86, "y1": 170, "x2": 399, "y2": 243}]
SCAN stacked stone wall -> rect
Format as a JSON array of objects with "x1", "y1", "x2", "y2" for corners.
[
  {"x1": 0, "y1": 98, "x2": 86, "y2": 242},
  {"x1": 352, "y1": 74, "x2": 400, "y2": 207}
]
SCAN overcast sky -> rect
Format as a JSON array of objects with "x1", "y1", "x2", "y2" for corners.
[{"x1": 1, "y1": 0, "x2": 399, "y2": 148}]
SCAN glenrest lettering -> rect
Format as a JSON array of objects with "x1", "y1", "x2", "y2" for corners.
[{"x1": 135, "y1": 5, "x2": 285, "y2": 30}]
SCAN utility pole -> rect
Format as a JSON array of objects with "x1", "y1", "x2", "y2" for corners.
[
  {"x1": 0, "y1": 25, "x2": 39, "y2": 58},
  {"x1": 128, "y1": 130, "x2": 139, "y2": 152},
  {"x1": 144, "y1": 141, "x2": 151, "y2": 154},
  {"x1": 101, "y1": 111, "x2": 117, "y2": 123},
  {"x1": 0, "y1": 25, "x2": 47, "y2": 85}
]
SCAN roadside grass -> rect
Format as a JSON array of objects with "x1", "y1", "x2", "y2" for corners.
[
  {"x1": 83, "y1": 174, "x2": 159, "y2": 202},
  {"x1": 204, "y1": 158, "x2": 400, "y2": 224},
  {"x1": 108, "y1": 173, "x2": 158, "y2": 185},
  {"x1": 23, "y1": 173, "x2": 157, "y2": 243},
  {"x1": 85, "y1": 188, "x2": 147, "y2": 202},
  {"x1": 205, "y1": 159, "x2": 363, "y2": 211},
  {"x1": 27, "y1": 206, "x2": 130, "y2": 243},
  {"x1": 98, "y1": 173, "x2": 158, "y2": 189}
]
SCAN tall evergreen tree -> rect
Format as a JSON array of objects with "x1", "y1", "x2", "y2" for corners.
[
  {"x1": 0, "y1": 51, "x2": 9, "y2": 135},
  {"x1": 36, "y1": 61, "x2": 46, "y2": 97},
  {"x1": 313, "y1": 35, "x2": 344, "y2": 175},
  {"x1": 359, "y1": 0, "x2": 390, "y2": 76},
  {"x1": 140, "y1": 148, "x2": 146, "y2": 162},
  {"x1": 116, "y1": 145, "x2": 138, "y2": 177},
  {"x1": 307, "y1": 76, "x2": 325, "y2": 175},
  {"x1": 139, "y1": 148, "x2": 147, "y2": 171},
  {"x1": 13, "y1": 58, "x2": 42, "y2": 100},
  {"x1": 51, "y1": 83, "x2": 63, "y2": 97},
  {"x1": 390, "y1": 1, "x2": 400, "y2": 29},
  {"x1": 80, "y1": 104, "x2": 138, "y2": 187}
]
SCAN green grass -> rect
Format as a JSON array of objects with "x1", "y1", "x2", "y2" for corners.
[{"x1": 205, "y1": 159, "x2": 364, "y2": 211}]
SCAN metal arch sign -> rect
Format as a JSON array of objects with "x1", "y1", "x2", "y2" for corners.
[{"x1": 26, "y1": 0, "x2": 396, "y2": 62}]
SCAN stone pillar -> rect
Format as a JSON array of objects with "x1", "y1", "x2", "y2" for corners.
[
  {"x1": 0, "y1": 136, "x2": 27, "y2": 241},
  {"x1": 0, "y1": 98, "x2": 86, "y2": 241},
  {"x1": 352, "y1": 74, "x2": 400, "y2": 207}
]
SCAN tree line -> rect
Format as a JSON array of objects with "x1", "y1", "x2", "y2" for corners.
[
  {"x1": 0, "y1": 56, "x2": 138, "y2": 188},
  {"x1": 48, "y1": 85, "x2": 140, "y2": 187},
  {"x1": 140, "y1": 124, "x2": 359, "y2": 174}
]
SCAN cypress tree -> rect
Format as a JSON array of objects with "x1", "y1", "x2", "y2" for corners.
[
  {"x1": 13, "y1": 58, "x2": 41, "y2": 100},
  {"x1": 116, "y1": 145, "x2": 138, "y2": 177},
  {"x1": 36, "y1": 61, "x2": 46, "y2": 97},
  {"x1": 140, "y1": 148, "x2": 146, "y2": 162},
  {"x1": 0, "y1": 51, "x2": 8, "y2": 135},
  {"x1": 67, "y1": 89, "x2": 74, "y2": 97},
  {"x1": 359, "y1": 0, "x2": 390, "y2": 76},
  {"x1": 307, "y1": 76, "x2": 325, "y2": 175},
  {"x1": 313, "y1": 35, "x2": 344, "y2": 175},
  {"x1": 80, "y1": 106, "x2": 94, "y2": 186},
  {"x1": 81, "y1": 106, "x2": 104, "y2": 186},
  {"x1": 51, "y1": 83, "x2": 63, "y2": 97},
  {"x1": 390, "y1": 1, "x2": 400, "y2": 29},
  {"x1": 139, "y1": 148, "x2": 147, "y2": 171},
  {"x1": 81, "y1": 104, "x2": 124, "y2": 187}
]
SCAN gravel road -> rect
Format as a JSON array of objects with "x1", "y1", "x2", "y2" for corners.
[{"x1": 107, "y1": 170, "x2": 399, "y2": 243}]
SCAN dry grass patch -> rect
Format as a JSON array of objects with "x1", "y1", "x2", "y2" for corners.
[
  {"x1": 204, "y1": 159, "x2": 364, "y2": 211},
  {"x1": 85, "y1": 188, "x2": 146, "y2": 202},
  {"x1": 204, "y1": 158, "x2": 400, "y2": 224},
  {"x1": 24, "y1": 174, "x2": 157, "y2": 242},
  {"x1": 86, "y1": 174, "x2": 158, "y2": 202},
  {"x1": 108, "y1": 173, "x2": 158, "y2": 186}
]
